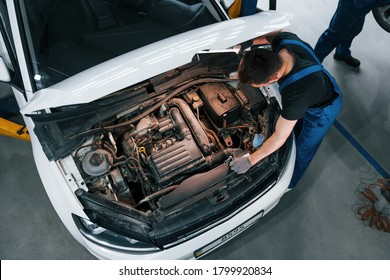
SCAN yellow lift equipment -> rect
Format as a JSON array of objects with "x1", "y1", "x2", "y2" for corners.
[{"x1": 0, "y1": 117, "x2": 30, "y2": 141}]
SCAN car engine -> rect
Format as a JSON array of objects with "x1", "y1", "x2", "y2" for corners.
[{"x1": 71, "y1": 79, "x2": 272, "y2": 211}]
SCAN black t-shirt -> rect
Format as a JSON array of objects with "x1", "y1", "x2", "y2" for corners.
[{"x1": 271, "y1": 32, "x2": 336, "y2": 120}]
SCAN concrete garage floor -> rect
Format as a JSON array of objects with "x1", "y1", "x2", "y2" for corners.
[{"x1": 1, "y1": 0, "x2": 389, "y2": 260}]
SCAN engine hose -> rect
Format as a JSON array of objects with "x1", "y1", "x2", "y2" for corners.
[
  {"x1": 355, "y1": 178, "x2": 390, "y2": 233},
  {"x1": 195, "y1": 106, "x2": 225, "y2": 150},
  {"x1": 167, "y1": 98, "x2": 213, "y2": 155},
  {"x1": 103, "y1": 78, "x2": 231, "y2": 131},
  {"x1": 169, "y1": 107, "x2": 191, "y2": 139},
  {"x1": 68, "y1": 78, "x2": 231, "y2": 140}
]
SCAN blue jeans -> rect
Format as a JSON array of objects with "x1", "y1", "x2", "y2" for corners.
[{"x1": 289, "y1": 92, "x2": 343, "y2": 189}]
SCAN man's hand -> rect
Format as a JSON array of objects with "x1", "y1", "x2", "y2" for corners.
[
  {"x1": 229, "y1": 156, "x2": 252, "y2": 174},
  {"x1": 229, "y1": 116, "x2": 297, "y2": 175}
]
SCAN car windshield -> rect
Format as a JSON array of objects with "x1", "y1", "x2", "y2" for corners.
[{"x1": 18, "y1": 0, "x2": 221, "y2": 90}]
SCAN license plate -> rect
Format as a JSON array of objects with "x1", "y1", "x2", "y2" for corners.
[{"x1": 194, "y1": 210, "x2": 264, "y2": 259}]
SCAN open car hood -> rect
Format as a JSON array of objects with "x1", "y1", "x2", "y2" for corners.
[{"x1": 21, "y1": 11, "x2": 289, "y2": 114}]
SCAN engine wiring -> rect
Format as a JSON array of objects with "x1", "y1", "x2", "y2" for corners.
[
  {"x1": 353, "y1": 178, "x2": 390, "y2": 233},
  {"x1": 68, "y1": 78, "x2": 232, "y2": 140},
  {"x1": 196, "y1": 106, "x2": 225, "y2": 151}
]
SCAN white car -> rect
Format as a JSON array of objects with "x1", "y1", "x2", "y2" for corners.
[{"x1": 0, "y1": 0, "x2": 295, "y2": 259}]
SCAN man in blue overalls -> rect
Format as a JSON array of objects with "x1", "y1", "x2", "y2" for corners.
[
  {"x1": 314, "y1": 0, "x2": 390, "y2": 67},
  {"x1": 229, "y1": 31, "x2": 343, "y2": 190}
]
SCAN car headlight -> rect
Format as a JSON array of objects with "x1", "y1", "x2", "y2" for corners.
[{"x1": 72, "y1": 214, "x2": 161, "y2": 252}]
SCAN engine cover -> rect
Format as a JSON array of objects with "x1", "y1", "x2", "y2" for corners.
[
  {"x1": 199, "y1": 83, "x2": 240, "y2": 127},
  {"x1": 149, "y1": 137, "x2": 204, "y2": 185}
]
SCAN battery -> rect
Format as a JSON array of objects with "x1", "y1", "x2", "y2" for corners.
[{"x1": 198, "y1": 83, "x2": 240, "y2": 127}]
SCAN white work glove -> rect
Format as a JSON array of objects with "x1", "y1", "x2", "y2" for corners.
[{"x1": 229, "y1": 156, "x2": 252, "y2": 174}]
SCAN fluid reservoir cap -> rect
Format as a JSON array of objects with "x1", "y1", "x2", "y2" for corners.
[
  {"x1": 82, "y1": 149, "x2": 113, "y2": 176},
  {"x1": 192, "y1": 96, "x2": 200, "y2": 102}
]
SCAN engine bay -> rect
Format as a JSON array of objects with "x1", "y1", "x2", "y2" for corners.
[
  {"x1": 26, "y1": 51, "x2": 290, "y2": 248},
  {"x1": 71, "y1": 79, "x2": 274, "y2": 213}
]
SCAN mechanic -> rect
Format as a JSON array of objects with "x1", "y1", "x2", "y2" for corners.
[
  {"x1": 314, "y1": 0, "x2": 390, "y2": 67},
  {"x1": 229, "y1": 31, "x2": 343, "y2": 190}
]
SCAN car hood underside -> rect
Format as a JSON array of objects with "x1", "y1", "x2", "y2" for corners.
[{"x1": 21, "y1": 11, "x2": 289, "y2": 114}]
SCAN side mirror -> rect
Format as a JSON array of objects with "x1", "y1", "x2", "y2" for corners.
[{"x1": 0, "y1": 56, "x2": 11, "y2": 82}]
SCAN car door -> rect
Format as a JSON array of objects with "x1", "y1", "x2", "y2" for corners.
[{"x1": 0, "y1": 0, "x2": 30, "y2": 108}]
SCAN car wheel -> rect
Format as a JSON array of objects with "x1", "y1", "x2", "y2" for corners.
[{"x1": 372, "y1": 4, "x2": 390, "y2": 33}]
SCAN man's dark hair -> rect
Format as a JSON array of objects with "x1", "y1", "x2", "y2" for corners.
[{"x1": 238, "y1": 48, "x2": 281, "y2": 84}]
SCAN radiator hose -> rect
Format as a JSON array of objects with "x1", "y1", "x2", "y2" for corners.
[{"x1": 167, "y1": 98, "x2": 213, "y2": 155}]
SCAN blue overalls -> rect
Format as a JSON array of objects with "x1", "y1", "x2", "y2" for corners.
[
  {"x1": 276, "y1": 39, "x2": 343, "y2": 189},
  {"x1": 240, "y1": 0, "x2": 258, "y2": 16},
  {"x1": 314, "y1": 0, "x2": 390, "y2": 62}
]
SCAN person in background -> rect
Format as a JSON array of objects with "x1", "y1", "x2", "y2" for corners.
[
  {"x1": 314, "y1": 0, "x2": 390, "y2": 68},
  {"x1": 229, "y1": 31, "x2": 343, "y2": 190},
  {"x1": 228, "y1": 0, "x2": 258, "y2": 18},
  {"x1": 240, "y1": 0, "x2": 258, "y2": 16}
]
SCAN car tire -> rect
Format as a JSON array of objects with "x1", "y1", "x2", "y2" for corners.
[
  {"x1": 372, "y1": 5, "x2": 390, "y2": 33},
  {"x1": 269, "y1": 0, "x2": 276, "y2": 10}
]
